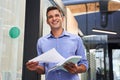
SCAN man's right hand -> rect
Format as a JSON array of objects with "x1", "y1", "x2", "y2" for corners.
[
  {"x1": 26, "y1": 61, "x2": 39, "y2": 71},
  {"x1": 26, "y1": 61, "x2": 45, "y2": 74}
]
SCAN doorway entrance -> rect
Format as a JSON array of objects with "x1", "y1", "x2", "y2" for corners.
[{"x1": 82, "y1": 35, "x2": 109, "y2": 80}]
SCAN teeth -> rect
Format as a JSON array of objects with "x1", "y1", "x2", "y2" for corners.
[{"x1": 53, "y1": 21, "x2": 58, "y2": 24}]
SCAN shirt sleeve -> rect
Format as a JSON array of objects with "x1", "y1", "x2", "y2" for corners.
[
  {"x1": 76, "y1": 36, "x2": 88, "y2": 70},
  {"x1": 37, "y1": 39, "x2": 45, "y2": 67}
]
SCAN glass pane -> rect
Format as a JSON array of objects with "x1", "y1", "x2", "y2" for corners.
[
  {"x1": 41, "y1": 0, "x2": 53, "y2": 36},
  {"x1": 112, "y1": 49, "x2": 120, "y2": 80},
  {"x1": 82, "y1": 35, "x2": 109, "y2": 80},
  {"x1": 0, "y1": 0, "x2": 25, "y2": 80},
  {"x1": 40, "y1": 0, "x2": 53, "y2": 80}
]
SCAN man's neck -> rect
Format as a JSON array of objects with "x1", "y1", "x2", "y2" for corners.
[{"x1": 51, "y1": 28, "x2": 63, "y2": 38}]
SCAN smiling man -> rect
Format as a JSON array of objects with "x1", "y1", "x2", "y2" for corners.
[{"x1": 26, "y1": 6, "x2": 88, "y2": 80}]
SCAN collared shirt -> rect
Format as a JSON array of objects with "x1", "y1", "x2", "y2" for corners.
[{"x1": 37, "y1": 30, "x2": 88, "y2": 80}]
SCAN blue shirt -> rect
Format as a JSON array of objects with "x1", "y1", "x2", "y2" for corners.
[{"x1": 37, "y1": 30, "x2": 88, "y2": 80}]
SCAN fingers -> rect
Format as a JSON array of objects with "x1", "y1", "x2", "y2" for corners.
[
  {"x1": 63, "y1": 62, "x2": 78, "y2": 74},
  {"x1": 26, "y1": 61, "x2": 38, "y2": 66},
  {"x1": 26, "y1": 61, "x2": 39, "y2": 71}
]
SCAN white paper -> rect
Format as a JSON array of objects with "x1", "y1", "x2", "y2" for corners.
[
  {"x1": 48, "y1": 56, "x2": 82, "y2": 72},
  {"x1": 56, "y1": 56, "x2": 82, "y2": 66},
  {"x1": 29, "y1": 48, "x2": 65, "y2": 63}
]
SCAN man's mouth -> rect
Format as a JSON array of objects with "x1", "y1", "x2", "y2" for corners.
[{"x1": 52, "y1": 21, "x2": 59, "y2": 25}]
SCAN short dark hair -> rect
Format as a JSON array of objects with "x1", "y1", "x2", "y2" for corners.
[{"x1": 46, "y1": 6, "x2": 62, "y2": 17}]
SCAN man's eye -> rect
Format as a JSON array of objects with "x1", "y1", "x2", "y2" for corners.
[
  {"x1": 48, "y1": 14, "x2": 60, "y2": 19},
  {"x1": 55, "y1": 14, "x2": 60, "y2": 17},
  {"x1": 48, "y1": 16, "x2": 53, "y2": 19}
]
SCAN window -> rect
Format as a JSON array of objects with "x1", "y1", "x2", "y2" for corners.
[{"x1": 0, "y1": 0, "x2": 25, "y2": 80}]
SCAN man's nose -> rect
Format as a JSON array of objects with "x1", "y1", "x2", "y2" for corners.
[{"x1": 52, "y1": 16, "x2": 57, "y2": 20}]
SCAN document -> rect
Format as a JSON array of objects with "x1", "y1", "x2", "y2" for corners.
[
  {"x1": 29, "y1": 48, "x2": 82, "y2": 72},
  {"x1": 29, "y1": 48, "x2": 65, "y2": 63},
  {"x1": 48, "y1": 56, "x2": 82, "y2": 72}
]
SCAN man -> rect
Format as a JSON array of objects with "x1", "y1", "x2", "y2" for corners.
[{"x1": 26, "y1": 6, "x2": 88, "y2": 80}]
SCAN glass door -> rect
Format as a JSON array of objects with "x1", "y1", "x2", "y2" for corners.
[
  {"x1": 82, "y1": 35, "x2": 109, "y2": 80},
  {"x1": 112, "y1": 49, "x2": 120, "y2": 80},
  {"x1": 0, "y1": 0, "x2": 26, "y2": 80}
]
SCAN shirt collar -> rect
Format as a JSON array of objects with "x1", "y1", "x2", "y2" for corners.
[{"x1": 47, "y1": 30, "x2": 70, "y2": 39}]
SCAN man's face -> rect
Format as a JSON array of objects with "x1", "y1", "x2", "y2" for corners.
[{"x1": 47, "y1": 10, "x2": 64, "y2": 29}]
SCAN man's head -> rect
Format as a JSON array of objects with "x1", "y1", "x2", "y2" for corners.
[
  {"x1": 46, "y1": 6, "x2": 63, "y2": 18},
  {"x1": 46, "y1": 6, "x2": 64, "y2": 30}
]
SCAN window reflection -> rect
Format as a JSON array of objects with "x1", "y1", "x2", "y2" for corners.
[{"x1": 112, "y1": 49, "x2": 120, "y2": 80}]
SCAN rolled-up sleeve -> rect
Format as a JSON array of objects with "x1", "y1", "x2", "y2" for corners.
[{"x1": 76, "y1": 37, "x2": 88, "y2": 70}]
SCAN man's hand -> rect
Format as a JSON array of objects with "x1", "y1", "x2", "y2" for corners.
[
  {"x1": 26, "y1": 61, "x2": 45, "y2": 74},
  {"x1": 63, "y1": 62, "x2": 87, "y2": 74},
  {"x1": 63, "y1": 62, "x2": 78, "y2": 74},
  {"x1": 26, "y1": 61, "x2": 39, "y2": 71}
]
